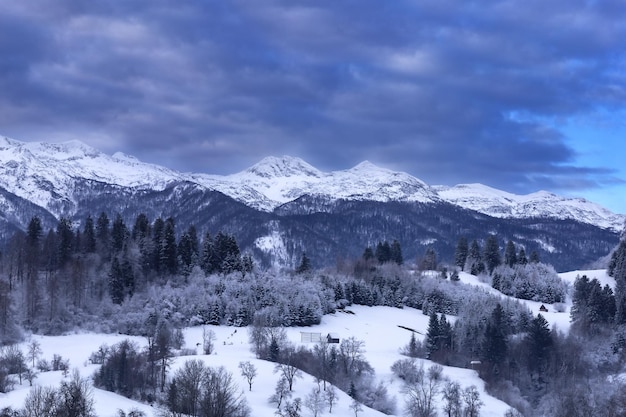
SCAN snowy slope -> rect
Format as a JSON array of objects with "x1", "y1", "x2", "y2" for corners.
[
  {"x1": 0, "y1": 306, "x2": 511, "y2": 417},
  {"x1": 1, "y1": 136, "x2": 624, "y2": 231}
]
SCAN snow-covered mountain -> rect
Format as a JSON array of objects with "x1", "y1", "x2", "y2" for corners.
[
  {"x1": 434, "y1": 183, "x2": 626, "y2": 232},
  {"x1": 1, "y1": 136, "x2": 624, "y2": 232},
  {"x1": 192, "y1": 157, "x2": 440, "y2": 212}
]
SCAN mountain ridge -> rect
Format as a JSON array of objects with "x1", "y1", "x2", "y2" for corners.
[{"x1": 1, "y1": 136, "x2": 624, "y2": 232}]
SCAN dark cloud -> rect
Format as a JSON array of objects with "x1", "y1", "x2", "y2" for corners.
[{"x1": 1, "y1": 0, "x2": 625, "y2": 199}]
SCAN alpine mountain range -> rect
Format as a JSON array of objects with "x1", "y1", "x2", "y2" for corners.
[{"x1": 1, "y1": 136, "x2": 624, "y2": 271}]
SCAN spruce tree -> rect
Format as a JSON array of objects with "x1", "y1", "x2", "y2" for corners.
[
  {"x1": 466, "y1": 240, "x2": 485, "y2": 275},
  {"x1": 56, "y1": 217, "x2": 75, "y2": 267},
  {"x1": 161, "y1": 218, "x2": 178, "y2": 275},
  {"x1": 517, "y1": 248, "x2": 528, "y2": 265},
  {"x1": 111, "y1": 214, "x2": 128, "y2": 253},
  {"x1": 390, "y1": 240, "x2": 403, "y2": 265},
  {"x1": 483, "y1": 235, "x2": 501, "y2": 274},
  {"x1": 504, "y1": 240, "x2": 517, "y2": 267},
  {"x1": 482, "y1": 304, "x2": 507, "y2": 366},
  {"x1": 82, "y1": 215, "x2": 96, "y2": 253},
  {"x1": 295, "y1": 252, "x2": 311, "y2": 274},
  {"x1": 454, "y1": 237, "x2": 469, "y2": 271},
  {"x1": 375, "y1": 241, "x2": 391, "y2": 264},
  {"x1": 426, "y1": 312, "x2": 440, "y2": 359}
]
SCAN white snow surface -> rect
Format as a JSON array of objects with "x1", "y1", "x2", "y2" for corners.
[
  {"x1": 0, "y1": 305, "x2": 512, "y2": 417},
  {"x1": 0, "y1": 269, "x2": 611, "y2": 416},
  {"x1": 2, "y1": 136, "x2": 624, "y2": 230}
]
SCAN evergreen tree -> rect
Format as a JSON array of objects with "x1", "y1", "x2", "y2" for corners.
[
  {"x1": 483, "y1": 235, "x2": 501, "y2": 274},
  {"x1": 108, "y1": 258, "x2": 125, "y2": 304},
  {"x1": 56, "y1": 217, "x2": 75, "y2": 268},
  {"x1": 161, "y1": 218, "x2": 178, "y2": 275},
  {"x1": 529, "y1": 250, "x2": 540, "y2": 264},
  {"x1": 152, "y1": 217, "x2": 165, "y2": 273},
  {"x1": 482, "y1": 304, "x2": 507, "y2": 367},
  {"x1": 465, "y1": 240, "x2": 485, "y2": 275},
  {"x1": 609, "y1": 240, "x2": 626, "y2": 277},
  {"x1": 25, "y1": 217, "x2": 43, "y2": 325},
  {"x1": 517, "y1": 248, "x2": 528, "y2": 265},
  {"x1": 426, "y1": 312, "x2": 440, "y2": 359},
  {"x1": 201, "y1": 232, "x2": 216, "y2": 274},
  {"x1": 362, "y1": 247, "x2": 374, "y2": 261},
  {"x1": 132, "y1": 213, "x2": 151, "y2": 241},
  {"x1": 390, "y1": 240, "x2": 403, "y2": 265},
  {"x1": 95, "y1": 212, "x2": 110, "y2": 255},
  {"x1": 526, "y1": 314, "x2": 552, "y2": 371},
  {"x1": 375, "y1": 241, "x2": 391, "y2": 264},
  {"x1": 504, "y1": 240, "x2": 517, "y2": 268},
  {"x1": 111, "y1": 214, "x2": 129, "y2": 253},
  {"x1": 295, "y1": 253, "x2": 311, "y2": 274},
  {"x1": 454, "y1": 236, "x2": 469, "y2": 271},
  {"x1": 82, "y1": 216, "x2": 96, "y2": 254},
  {"x1": 421, "y1": 247, "x2": 437, "y2": 271}
]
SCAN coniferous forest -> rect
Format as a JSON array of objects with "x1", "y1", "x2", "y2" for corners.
[{"x1": 1, "y1": 213, "x2": 626, "y2": 416}]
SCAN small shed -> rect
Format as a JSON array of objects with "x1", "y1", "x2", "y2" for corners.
[
  {"x1": 327, "y1": 333, "x2": 340, "y2": 344},
  {"x1": 539, "y1": 304, "x2": 548, "y2": 313}
]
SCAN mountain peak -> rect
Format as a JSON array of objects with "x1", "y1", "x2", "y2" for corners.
[{"x1": 244, "y1": 155, "x2": 322, "y2": 179}]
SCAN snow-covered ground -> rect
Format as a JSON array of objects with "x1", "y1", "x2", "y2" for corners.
[
  {"x1": 0, "y1": 270, "x2": 608, "y2": 416},
  {"x1": 1, "y1": 306, "x2": 511, "y2": 417}
]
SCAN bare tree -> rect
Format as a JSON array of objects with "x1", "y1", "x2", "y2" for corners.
[
  {"x1": 442, "y1": 380, "x2": 462, "y2": 417},
  {"x1": 238, "y1": 361, "x2": 257, "y2": 391},
  {"x1": 274, "y1": 361, "x2": 302, "y2": 392},
  {"x1": 270, "y1": 377, "x2": 292, "y2": 409},
  {"x1": 349, "y1": 398, "x2": 363, "y2": 417},
  {"x1": 462, "y1": 385, "x2": 483, "y2": 417},
  {"x1": 23, "y1": 386, "x2": 59, "y2": 417},
  {"x1": 339, "y1": 337, "x2": 366, "y2": 375},
  {"x1": 27, "y1": 340, "x2": 42, "y2": 368},
  {"x1": 325, "y1": 385, "x2": 338, "y2": 413},
  {"x1": 403, "y1": 364, "x2": 443, "y2": 417},
  {"x1": 202, "y1": 327, "x2": 216, "y2": 355},
  {"x1": 305, "y1": 387, "x2": 325, "y2": 417}
]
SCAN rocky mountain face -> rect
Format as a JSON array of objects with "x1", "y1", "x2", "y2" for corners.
[{"x1": 1, "y1": 136, "x2": 623, "y2": 270}]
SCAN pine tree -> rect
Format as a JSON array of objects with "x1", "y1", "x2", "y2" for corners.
[
  {"x1": 109, "y1": 257, "x2": 125, "y2": 304},
  {"x1": 362, "y1": 247, "x2": 374, "y2": 261},
  {"x1": 504, "y1": 240, "x2": 517, "y2": 267},
  {"x1": 483, "y1": 235, "x2": 501, "y2": 274},
  {"x1": 161, "y1": 218, "x2": 178, "y2": 275},
  {"x1": 465, "y1": 240, "x2": 485, "y2": 275},
  {"x1": 111, "y1": 214, "x2": 128, "y2": 253},
  {"x1": 517, "y1": 248, "x2": 528, "y2": 265},
  {"x1": 482, "y1": 304, "x2": 507, "y2": 366},
  {"x1": 426, "y1": 312, "x2": 440, "y2": 359},
  {"x1": 95, "y1": 212, "x2": 110, "y2": 256},
  {"x1": 529, "y1": 250, "x2": 540, "y2": 264},
  {"x1": 454, "y1": 237, "x2": 469, "y2": 271},
  {"x1": 82, "y1": 215, "x2": 96, "y2": 253},
  {"x1": 56, "y1": 217, "x2": 75, "y2": 267},
  {"x1": 527, "y1": 314, "x2": 552, "y2": 371},
  {"x1": 375, "y1": 241, "x2": 391, "y2": 264},
  {"x1": 295, "y1": 252, "x2": 311, "y2": 274},
  {"x1": 390, "y1": 240, "x2": 403, "y2": 265},
  {"x1": 421, "y1": 247, "x2": 437, "y2": 271}
]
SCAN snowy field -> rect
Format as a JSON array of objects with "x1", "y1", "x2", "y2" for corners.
[{"x1": 0, "y1": 270, "x2": 607, "y2": 416}]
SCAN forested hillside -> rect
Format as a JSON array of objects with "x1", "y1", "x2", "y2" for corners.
[{"x1": 1, "y1": 213, "x2": 626, "y2": 416}]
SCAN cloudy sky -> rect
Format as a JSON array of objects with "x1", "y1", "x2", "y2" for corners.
[{"x1": 1, "y1": 1, "x2": 625, "y2": 213}]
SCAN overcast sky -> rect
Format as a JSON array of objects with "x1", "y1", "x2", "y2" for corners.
[{"x1": 1, "y1": 1, "x2": 625, "y2": 214}]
